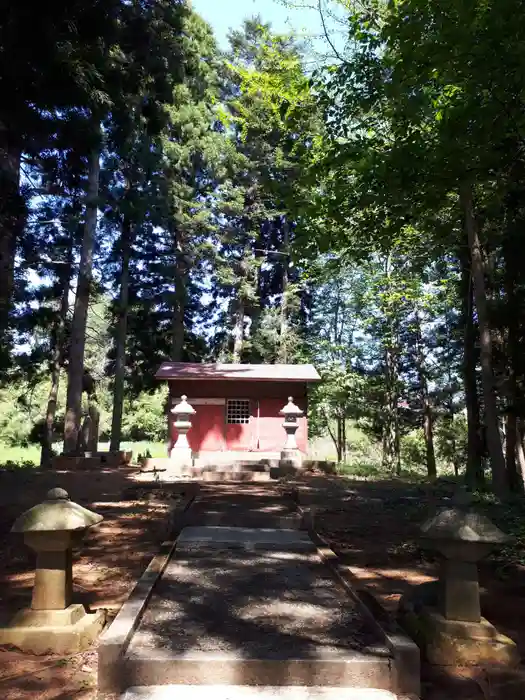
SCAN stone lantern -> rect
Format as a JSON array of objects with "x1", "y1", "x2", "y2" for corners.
[
  {"x1": 0, "y1": 488, "x2": 105, "y2": 654},
  {"x1": 170, "y1": 395, "x2": 195, "y2": 466},
  {"x1": 399, "y1": 495, "x2": 519, "y2": 666},
  {"x1": 279, "y1": 396, "x2": 304, "y2": 465}
]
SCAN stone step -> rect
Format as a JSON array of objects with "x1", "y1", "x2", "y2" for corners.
[
  {"x1": 195, "y1": 460, "x2": 277, "y2": 470},
  {"x1": 195, "y1": 451, "x2": 281, "y2": 465},
  {"x1": 121, "y1": 547, "x2": 393, "y2": 691},
  {"x1": 185, "y1": 511, "x2": 303, "y2": 529},
  {"x1": 191, "y1": 463, "x2": 275, "y2": 474},
  {"x1": 100, "y1": 487, "x2": 418, "y2": 699},
  {"x1": 195, "y1": 471, "x2": 273, "y2": 482},
  {"x1": 175, "y1": 526, "x2": 315, "y2": 551},
  {"x1": 140, "y1": 459, "x2": 278, "y2": 481},
  {"x1": 121, "y1": 653, "x2": 393, "y2": 689},
  {"x1": 186, "y1": 494, "x2": 302, "y2": 529},
  {"x1": 122, "y1": 686, "x2": 398, "y2": 700},
  {"x1": 162, "y1": 467, "x2": 274, "y2": 483}
]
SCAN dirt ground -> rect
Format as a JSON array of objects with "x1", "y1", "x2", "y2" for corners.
[
  {"x1": 2, "y1": 470, "x2": 525, "y2": 699},
  {"x1": 0, "y1": 468, "x2": 186, "y2": 699},
  {"x1": 294, "y1": 473, "x2": 525, "y2": 700}
]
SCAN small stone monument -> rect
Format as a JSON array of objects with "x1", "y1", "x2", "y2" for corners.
[
  {"x1": 169, "y1": 395, "x2": 195, "y2": 467},
  {"x1": 80, "y1": 402, "x2": 100, "y2": 456},
  {"x1": 86, "y1": 402, "x2": 100, "y2": 453},
  {"x1": 279, "y1": 396, "x2": 304, "y2": 467},
  {"x1": 399, "y1": 493, "x2": 519, "y2": 666},
  {"x1": 0, "y1": 488, "x2": 105, "y2": 654}
]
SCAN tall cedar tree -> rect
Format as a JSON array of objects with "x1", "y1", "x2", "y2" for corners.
[{"x1": 117, "y1": 9, "x2": 228, "y2": 397}]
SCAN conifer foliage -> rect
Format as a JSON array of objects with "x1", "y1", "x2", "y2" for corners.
[{"x1": 3, "y1": 2, "x2": 525, "y2": 495}]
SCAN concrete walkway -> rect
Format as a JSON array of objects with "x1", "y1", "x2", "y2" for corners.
[
  {"x1": 111, "y1": 485, "x2": 406, "y2": 699},
  {"x1": 122, "y1": 687, "x2": 397, "y2": 699}
]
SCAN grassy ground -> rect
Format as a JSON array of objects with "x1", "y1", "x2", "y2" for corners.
[
  {"x1": 0, "y1": 437, "x2": 458, "y2": 480},
  {"x1": 337, "y1": 460, "x2": 459, "y2": 482},
  {"x1": 0, "y1": 441, "x2": 168, "y2": 467}
]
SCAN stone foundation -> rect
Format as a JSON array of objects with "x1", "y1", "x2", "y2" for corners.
[
  {"x1": 0, "y1": 604, "x2": 105, "y2": 654},
  {"x1": 399, "y1": 587, "x2": 519, "y2": 667},
  {"x1": 51, "y1": 450, "x2": 132, "y2": 470}
]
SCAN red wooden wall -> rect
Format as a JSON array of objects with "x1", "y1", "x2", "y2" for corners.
[{"x1": 168, "y1": 380, "x2": 309, "y2": 454}]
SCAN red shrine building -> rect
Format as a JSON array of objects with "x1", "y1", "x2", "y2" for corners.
[{"x1": 155, "y1": 363, "x2": 321, "y2": 456}]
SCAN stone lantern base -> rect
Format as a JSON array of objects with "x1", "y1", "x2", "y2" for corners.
[
  {"x1": 169, "y1": 445, "x2": 193, "y2": 467},
  {"x1": 0, "y1": 603, "x2": 105, "y2": 654},
  {"x1": 399, "y1": 584, "x2": 519, "y2": 667},
  {"x1": 280, "y1": 447, "x2": 303, "y2": 467},
  {"x1": 271, "y1": 450, "x2": 304, "y2": 479}
]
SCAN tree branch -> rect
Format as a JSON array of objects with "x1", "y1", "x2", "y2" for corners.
[{"x1": 318, "y1": 0, "x2": 345, "y2": 64}]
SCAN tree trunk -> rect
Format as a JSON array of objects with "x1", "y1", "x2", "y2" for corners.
[
  {"x1": 394, "y1": 406, "x2": 401, "y2": 476},
  {"x1": 447, "y1": 396, "x2": 459, "y2": 477},
  {"x1": 324, "y1": 409, "x2": 340, "y2": 462},
  {"x1": 505, "y1": 411, "x2": 520, "y2": 491},
  {"x1": 336, "y1": 415, "x2": 343, "y2": 463},
  {"x1": 171, "y1": 252, "x2": 187, "y2": 363},
  {"x1": 232, "y1": 298, "x2": 245, "y2": 362},
  {"x1": 171, "y1": 298, "x2": 185, "y2": 361},
  {"x1": 279, "y1": 222, "x2": 289, "y2": 362},
  {"x1": 516, "y1": 420, "x2": 525, "y2": 487},
  {"x1": 445, "y1": 358, "x2": 459, "y2": 475},
  {"x1": 382, "y1": 345, "x2": 398, "y2": 471},
  {"x1": 0, "y1": 123, "x2": 22, "y2": 360},
  {"x1": 64, "y1": 136, "x2": 101, "y2": 454},
  {"x1": 41, "y1": 257, "x2": 73, "y2": 466},
  {"x1": 460, "y1": 247, "x2": 484, "y2": 487},
  {"x1": 502, "y1": 227, "x2": 522, "y2": 491},
  {"x1": 381, "y1": 251, "x2": 400, "y2": 472},
  {"x1": 415, "y1": 309, "x2": 437, "y2": 479},
  {"x1": 332, "y1": 282, "x2": 341, "y2": 346},
  {"x1": 460, "y1": 183, "x2": 507, "y2": 496},
  {"x1": 342, "y1": 415, "x2": 347, "y2": 462},
  {"x1": 248, "y1": 249, "x2": 265, "y2": 359},
  {"x1": 110, "y1": 216, "x2": 132, "y2": 452},
  {"x1": 382, "y1": 422, "x2": 394, "y2": 470},
  {"x1": 423, "y1": 399, "x2": 436, "y2": 479},
  {"x1": 42, "y1": 360, "x2": 62, "y2": 466}
]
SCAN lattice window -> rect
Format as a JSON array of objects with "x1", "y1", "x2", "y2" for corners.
[{"x1": 226, "y1": 399, "x2": 250, "y2": 424}]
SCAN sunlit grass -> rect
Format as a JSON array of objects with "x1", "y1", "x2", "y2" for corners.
[
  {"x1": 0, "y1": 443, "x2": 42, "y2": 465},
  {"x1": 0, "y1": 440, "x2": 168, "y2": 468}
]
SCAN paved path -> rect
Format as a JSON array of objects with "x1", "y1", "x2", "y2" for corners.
[
  {"x1": 184, "y1": 484, "x2": 301, "y2": 528},
  {"x1": 118, "y1": 485, "x2": 400, "y2": 699},
  {"x1": 123, "y1": 687, "x2": 397, "y2": 699}
]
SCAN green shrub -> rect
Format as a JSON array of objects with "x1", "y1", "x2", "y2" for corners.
[
  {"x1": 436, "y1": 414, "x2": 468, "y2": 474},
  {"x1": 122, "y1": 390, "x2": 166, "y2": 442},
  {"x1": 337, "y1": 461, "x2": 385, "y2": 478},
  {"x1": 400, "y1": 432, "x2": 426, "y2": 470},
  {"x1": 0, "y1": 459, "x2": 37, "y2": 470},
  {"x1": 0, "y1": 404, "x2": 32, "y2": 447}
]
